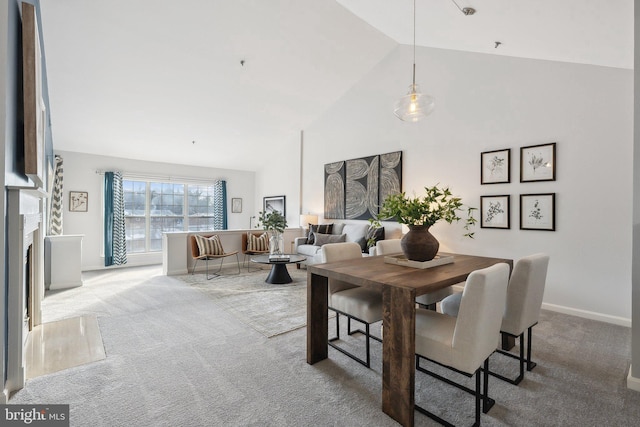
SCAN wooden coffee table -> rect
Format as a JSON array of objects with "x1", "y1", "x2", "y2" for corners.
[{"x1": 250, "y1": 254, "x2": 306, "y2": 284}]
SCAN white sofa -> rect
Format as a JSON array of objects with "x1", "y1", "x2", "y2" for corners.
[{"x1": 294, "y1": 222, "x2": 375, "y2": 267}]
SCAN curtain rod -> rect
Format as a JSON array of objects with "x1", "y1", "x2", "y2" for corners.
[{"x1": 95, "y1": 170, "x2": 224, "y2": 184}]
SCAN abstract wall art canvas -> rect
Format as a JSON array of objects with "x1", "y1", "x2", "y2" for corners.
[{"x1": 324, "y1": 151, "x2": 402, "y2": 220}]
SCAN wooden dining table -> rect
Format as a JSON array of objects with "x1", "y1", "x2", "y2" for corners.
[{"x1": 306, "y1": 252, "x2": 513, "y2": 427}]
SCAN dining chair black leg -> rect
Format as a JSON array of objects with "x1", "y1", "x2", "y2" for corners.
[
  {"x1": 482, "y1": 358, "x2": 492, "y2": 413},
  {"x1": 491, "y1": 332, "x2": 525, "y2": 385},
  {"x1": 415, "y1": 356, "x2": 490, "y2": 426},
  {"x1": 365, "y1": 323, "x2": 371, "y2": 368},
  {"x1": 475, "y1": 367, "x2": 482, "y2": 426},
  {"x1": 516, "y1": 334, "x2": 525, "y2": 383},
  {"x1": 526, "y1": 326, "x2": 537, "y2": 371}
]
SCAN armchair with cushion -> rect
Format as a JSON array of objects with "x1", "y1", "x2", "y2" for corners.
[
  {"x1": 241, "y1": 231, "x2": 269, "y2": 271},
  {"x1": 190, "y1": 234, "x2": 240, "y2": 279}
]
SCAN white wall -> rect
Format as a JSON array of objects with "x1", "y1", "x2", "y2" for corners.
[
  {"x1": 57, "y1": 150, "x2": 256, "y2": 271},
  {"x1": 280, "y1": 45, "x2": 633, "y2": 323},
  {"x1": 252, "y1": 130, "x2": 302, "y2": 229}
]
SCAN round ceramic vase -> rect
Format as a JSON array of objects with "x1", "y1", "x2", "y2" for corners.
[{"x1": 400, "y1": 224, "x2": 439, "y2": 262}]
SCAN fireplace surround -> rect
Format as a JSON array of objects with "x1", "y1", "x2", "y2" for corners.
[{"x1": 5, "y1": 188, "x2": 45, "y2": 397}]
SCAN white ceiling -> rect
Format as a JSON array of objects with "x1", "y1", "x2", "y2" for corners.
[
  {"x1": 39, "y1": 0, "x2": 633, "y2": 172},
  {"x1": 338, "y1": 0, "x2": 633, "y2": 69}
]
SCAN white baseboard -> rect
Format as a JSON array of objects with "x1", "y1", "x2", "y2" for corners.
[
  {"x1": 1, "y1": 388, "x2": 7, "y2": 403},
  {"x1": 542, "y1": 302, "x2": 631, "y2": 327},
  {"x1": 627, "y1": 365, "x2": 640, "y2": 392},
  {"x1": 49, "y1": 280, "x2": 83, "y2": 290}
]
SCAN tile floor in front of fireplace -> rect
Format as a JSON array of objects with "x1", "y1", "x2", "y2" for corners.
[{"x1": 24, "y1": 315, "x2": 106, "y2": 379}]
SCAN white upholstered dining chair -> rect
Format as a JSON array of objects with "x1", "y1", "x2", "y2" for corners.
[
  {"x1": 376, "y1": 238, "x2": 456, "y2": 310},
  {"x1": 414, "y1": 263, "x2": 510, "y2": 426},
  {"x1": 321, "y1": 242, "x2": 382, "y2": 368},
  {"x1": 440, "y1": 253, "x2": 550, "y2": 385}
]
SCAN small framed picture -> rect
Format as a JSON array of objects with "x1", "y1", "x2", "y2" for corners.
[
  {"x1": 263, "y1": 195, "x2": 286, "y2": 217},
  {"x1": 520, "y1": 142, "x2": 556, "y2": 182},
  {"x1": 231, "y1": 198, "x2": 242, "y2": 213},
  {"x1": 481, "y1": 149, "x2": 510, "y2": 184},
  {"x1": 520, "y1": 193, "x2": 555, "y2": 231},
  {"x1": 480, "y1": 195, "x2": 510, "y2": 229},
  {"x1": 69, "y1": 191, "x2": 88, "y2": 212}
]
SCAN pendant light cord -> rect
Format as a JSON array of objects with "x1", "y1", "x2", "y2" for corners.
[
  {"x1": 412, "y1": 0, "x2": 416, "y2": 87},
  {"x1": 450, "y1": 0, "x2": 464, "y2": 13}
]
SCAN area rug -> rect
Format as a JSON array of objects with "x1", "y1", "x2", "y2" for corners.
[{"x1": 176, "y1": 266, "x2": 313, "y2": 338}]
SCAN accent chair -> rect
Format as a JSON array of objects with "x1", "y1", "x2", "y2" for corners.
[
  {"x1": 241, "y1": 231, "x2": 270, "y2": 271},
  {"x1": 190, "y1": 234, "x2": 240, "y2": 279}
]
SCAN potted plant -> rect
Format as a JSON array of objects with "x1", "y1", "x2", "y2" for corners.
[
  {"x1": 256, "y1": 210, "x2": 288, "y2": 255},
  {"x1": 376, "y1": 185, "x2": 476, "y2": 261}
]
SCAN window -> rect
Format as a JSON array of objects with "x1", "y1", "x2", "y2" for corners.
[
  {"x1": 123, "y1": 180, "x2": 147, "y2": 254},
  {"x1": 149, "y1": 182, "x2": 184, "y2": 251},
  {"x1": 187, "y1": 184, "x2": 216, "y2": 231},
  {"x1": 122, "y1": 179, "x2": 224, "y2": 253}
]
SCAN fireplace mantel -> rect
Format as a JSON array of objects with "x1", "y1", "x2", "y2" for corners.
[{"x1": 5, "y1": 188, "x2": 45, "y2": 397}]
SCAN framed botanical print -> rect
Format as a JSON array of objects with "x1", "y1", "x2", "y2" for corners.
[
  {"x1": 69, "y1": 191, "x2": 88, "y2": 212},
  {"x1": 480, "y1": 195, "x2": 510, "y2": 229},
  {"x1": 481, "y1": 149, "x2": 510, "y2": 184},
  {"x1": 520, "y1": 193, "x2": 555, "y2": 231},
  {"x1": 520, "y1": 142, "x2": 556, "y2": 182}
]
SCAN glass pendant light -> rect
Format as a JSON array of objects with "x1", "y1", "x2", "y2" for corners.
[{"x1": 394, "y1": 0, "x2": 434, "y2": 122}]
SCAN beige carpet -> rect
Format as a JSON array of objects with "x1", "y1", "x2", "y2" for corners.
[
  {"x1": 176, "y1": 265, "x2": 314, "y2": 337},
  {"x1": 12, "y1": 265, "x2": 640, "y2": 426}
]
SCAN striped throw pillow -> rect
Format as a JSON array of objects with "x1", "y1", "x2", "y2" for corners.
[
  {"x1": 195, "y1": 234, "x2": 224, "y2": 256},
  {"x1": 247, "y1": 233, "x2": 269, "y2": 252}
]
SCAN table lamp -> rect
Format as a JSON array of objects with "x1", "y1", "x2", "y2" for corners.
[{"x1": 300, "y1": 214, "x2": 318, "y2": 229}]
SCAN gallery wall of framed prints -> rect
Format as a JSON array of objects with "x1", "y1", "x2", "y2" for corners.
[{"x1": 480, "y1": 142, "x2": 556, "y2": 231}]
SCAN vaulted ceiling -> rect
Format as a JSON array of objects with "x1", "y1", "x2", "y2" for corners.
[{"x1": 39, "y1": 0, "x2": 633, "y2": 172}]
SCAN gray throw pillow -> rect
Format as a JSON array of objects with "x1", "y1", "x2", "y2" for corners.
[
  {"x1": 313, "y1": 233, "x2": 346, "y2": 246},
  {"x1": 307, "y1": 224, "x2": 333, "y2": 245}
]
